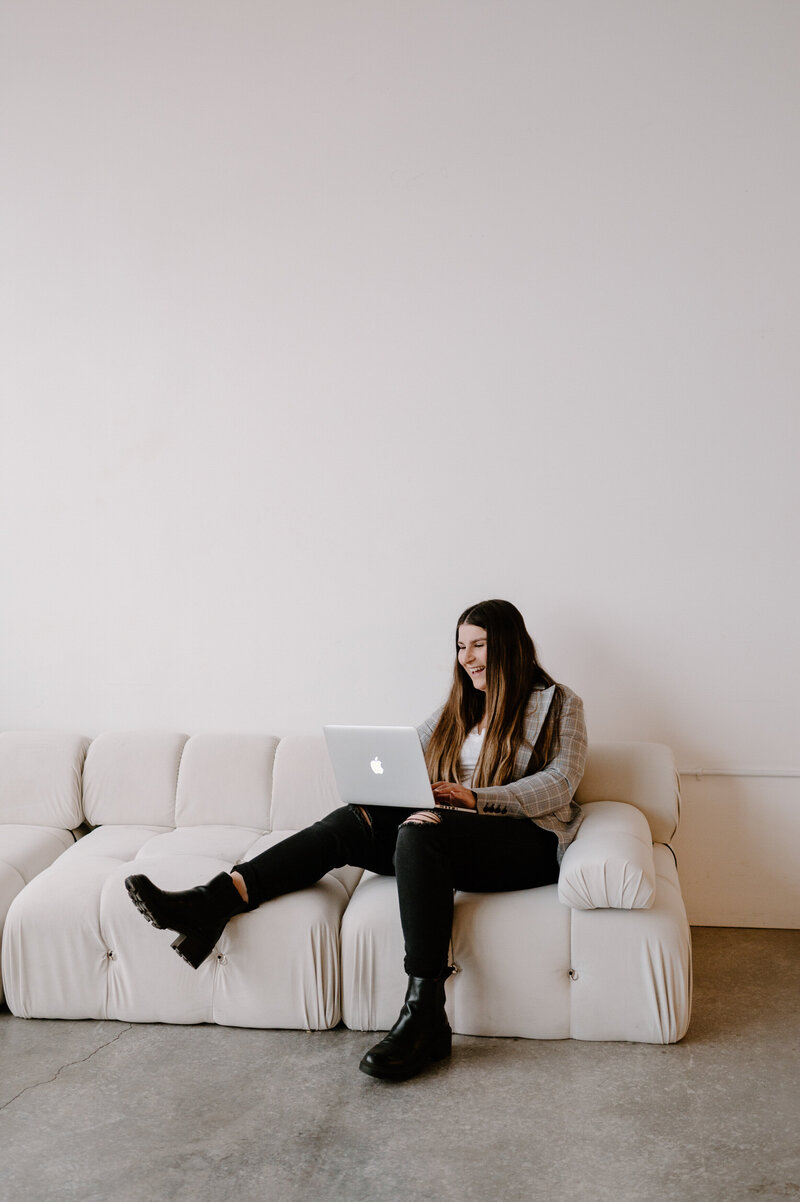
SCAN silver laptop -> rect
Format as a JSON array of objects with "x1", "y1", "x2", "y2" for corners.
[{"x1": 323, "y1": 725, "x2": 435, "y2": 809}]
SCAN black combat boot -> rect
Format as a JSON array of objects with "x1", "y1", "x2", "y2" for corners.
[
  {"x1": 125, "y1": 871, "x2": 248, "y2": 968},
  {"x1": 359, "y1": 971, "x2": 453, "y2": 1081}
]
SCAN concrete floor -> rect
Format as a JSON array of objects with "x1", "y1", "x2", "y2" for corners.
[{"x1": 1, "y1": 927, "x2": 798, "y2": 1202}]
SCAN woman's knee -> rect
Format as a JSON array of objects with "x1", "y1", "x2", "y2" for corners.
[
  {"x1": 401, "y1": 810, "x2": 441, "y2": 827},
  {"x1": 310, "y1": 805, "x2": 373, "y2": 854},
  {"x1": 342, "y1": 804, "x2": 374, "y2": 835},
  {"x1": 394, "y1": 813, "x2": 443, "y2": 868}
]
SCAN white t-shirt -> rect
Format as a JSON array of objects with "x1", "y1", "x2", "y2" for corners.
[{"x1": 459, "y1": 728, "x2": 485, "y2": 786}]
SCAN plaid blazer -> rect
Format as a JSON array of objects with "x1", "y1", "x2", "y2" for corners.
[{"x1": 417, "y1": 685, "x2": 587, "y2": 861}]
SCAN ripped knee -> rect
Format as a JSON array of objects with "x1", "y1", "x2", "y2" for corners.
[{"x1": 402, "y1": 810, "x2": 441, "y2": 826}]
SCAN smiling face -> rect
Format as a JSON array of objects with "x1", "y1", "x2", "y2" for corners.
[{"x1": 457, "y1": 623, "x2": 488, "y2": 691}]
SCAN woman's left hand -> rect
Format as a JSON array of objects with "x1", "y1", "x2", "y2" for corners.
[{"x1": 432, "y1": 782, "x2": 477, "y2": 809}]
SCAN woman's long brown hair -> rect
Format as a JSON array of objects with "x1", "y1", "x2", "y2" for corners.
[{"x1": 424, "y1": 599, "x2": 564, "y2": 787}]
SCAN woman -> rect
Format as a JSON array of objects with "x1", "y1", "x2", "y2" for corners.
[{"x1": 126, "y1": 599, "x2": 587, "y2": 1081}]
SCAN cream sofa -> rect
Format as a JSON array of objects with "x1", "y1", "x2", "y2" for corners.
[{"x1": 2, "y1": 732, "x2": 691, "y2": 1043}]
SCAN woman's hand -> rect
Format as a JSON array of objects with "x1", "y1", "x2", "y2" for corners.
[{"x1": 432, "y1": 782, "x2": 477, "y2": 809}]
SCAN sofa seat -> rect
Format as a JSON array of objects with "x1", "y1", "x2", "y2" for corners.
[
  {"x1": 2, "y1": 732, "x2": 361, "y2": 1030},
  {"x1": 341, "y1": 743, "x2": 692, "y2": 1044},
  {"x1": 0, "y1": 732, "x2": 89, "y2": 1005},
  {"x1": 340, "y1": 846, "x2": 689, "y2": 1043},
  {"x1": 3, "y1": 825, "x2": 356, "y2": 1028}
]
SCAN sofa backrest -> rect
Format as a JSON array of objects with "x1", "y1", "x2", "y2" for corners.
[
  {"x1": 0, "y1": 732, "x2": 89, "y2": 828},
  {"x1": 81, "y1": 731, "x2": 281, "y2": 828},
  {"x1": 270, "y1": 735, "x2": 342, "y2": 830},
  {"x1": 8, "y1": 731, "x2": 678, "y2": 842},
  {"x1": 82, "y1": 732, "x2": 340, "y2": 831},
  {"x1": 82, "y1": 732, "x2": 189, "y2": 827},
  {"x1": 267, "y1": 736, "x2": 682, "y2": 843},
  {"x1": 575, "y1": 741, "x2": 679, "y2": 844},
  {"x1": 174, "y1": 733, "x2": 279, "y2": 827}
]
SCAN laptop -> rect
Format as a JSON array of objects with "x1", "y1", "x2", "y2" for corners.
[{"x1": 323, "y1": 725, "x2": 436, "y2": 809}]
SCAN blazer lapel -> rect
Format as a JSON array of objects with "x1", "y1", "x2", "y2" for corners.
[{"x1": 515, "y1": 685, "x2": 556, "y2": 775}]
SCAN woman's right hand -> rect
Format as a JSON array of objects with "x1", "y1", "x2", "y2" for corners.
[{"x1": 432, "y1": 782, "x2": 477, "y2": 809}]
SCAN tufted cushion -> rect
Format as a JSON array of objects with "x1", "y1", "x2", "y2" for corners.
[
  {"x1": 175, "y1": 734, "x2": 279, "y2": 828},
  {"x1": 82, "y1": 732, "x2": 188, "y2": 827},
  {"x1": 558, "y1": 800, "x2": 657, "y2": 910},
  {"x1": 2, "y1": 821, "x2": 356, "y2": 1029},
  {"x1": 0, "y1": 732, "x2": 88, "y2": 828},
  {"x1": 341, "y1": 872, "x2": 573, "y2": 1038},
  {"x1": 568, "y1": 846, "x2": 691, "y2": 1043},
  {"x1": 270, "y1": 735, "x2": 342, "y2": 832}
]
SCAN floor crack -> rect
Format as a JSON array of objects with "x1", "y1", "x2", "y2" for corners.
[{"x1": 0, "y1": 1023, "x2": 134, "y2": 1113}]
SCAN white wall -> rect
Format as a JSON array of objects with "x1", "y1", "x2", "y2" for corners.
[{"x1": 2, "y1": 1, "x2": 798, "y2": 925}]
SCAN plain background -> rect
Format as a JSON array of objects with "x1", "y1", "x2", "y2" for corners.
[{"x1": 1, "y1": 0, "x2": 798, "y2": 926}]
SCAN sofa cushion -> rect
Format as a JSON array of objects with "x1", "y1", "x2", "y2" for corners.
[
  {"x1": 175, "y1": 734, "x2": 279, "y2": 828},
  {"x1": 82, "y1": 732, "x2": 189, "y2": 827},
  {"x1": 0, "y1": 731, "x2": 88, "y2": 828},
  {"x1": 340, "y1": 845, "x2": 690, "y2": 1043},
  {"x1": 1, "y1": 824, "x2": 353, "y2": 1029},
  {"x1": 270, "y1": 735, "x2": 343, "y2": 831},
  {"x1": 1, "y1": 827, "x2": 75, "y2": 979},
  {"x1": 576, "y1": 741, "x2": 679, "y2": 845},
  {"x1": 568, "y1": 844, "x2": 692, "y2": 1042},
  {"x1": 341, "y1": 872, "x2": 573, "y2": 1038},
  {"x1": 0, "y1": 825, "x2": 76, "y2": 887},
  {"x1": 558, "y1": 800, "x2": 657, "y2": 910}
]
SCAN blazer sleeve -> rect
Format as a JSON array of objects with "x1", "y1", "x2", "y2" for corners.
[
  {"x1": 417, "y1": 706, "x2": 443, "y2": 752},
  {"x1": 472, "y1": 689, "x2": 587, "y2": 821}
]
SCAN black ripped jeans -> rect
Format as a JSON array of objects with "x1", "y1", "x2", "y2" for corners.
[{"x1": 235, "y1": 805, "x2": 560, "y2": 979}]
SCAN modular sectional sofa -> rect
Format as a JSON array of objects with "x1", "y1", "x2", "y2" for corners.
[{"x1": 1, "y1": 730, "x2": 691, "y2": 1043}]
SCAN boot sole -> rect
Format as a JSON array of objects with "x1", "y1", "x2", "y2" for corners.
[{"x1": 125, "y1": 875, "x2": 168, "y2": 930}]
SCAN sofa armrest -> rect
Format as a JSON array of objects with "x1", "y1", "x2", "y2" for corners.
[{"x1": 557, "y1": 800, "x2": 657, "y2": 910}]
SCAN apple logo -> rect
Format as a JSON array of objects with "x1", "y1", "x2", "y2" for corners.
[{"x1": 370, "y1": 757, "x2": 384, "y2": 775}]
